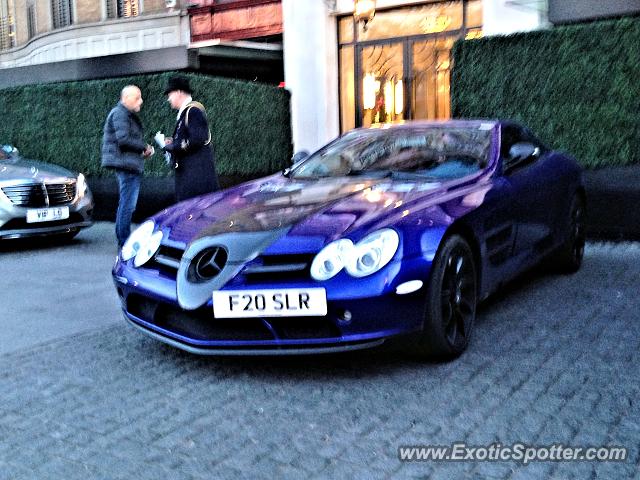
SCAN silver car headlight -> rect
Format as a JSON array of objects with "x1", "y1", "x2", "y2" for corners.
[
  {"x1": 345, "y1": 228, "x2": 399, "y2": 277},
  {"x1": 121, "y1": 221, "x2": 162, "y2": 266},
  {"x1": 76, "y1": 173, "x2": 88, "y2": 197},
  {"x1": 310, "y1": 239, "x2": 354, "y2": 281}
]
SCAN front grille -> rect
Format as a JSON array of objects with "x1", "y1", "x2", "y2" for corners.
[
  {"x1": 148, "y1": 244, "x2": 185, "y2": 277},
  {"x1": 1, "y1": 184, "x2": 46, "y2": 207},
  {"x1": 1, "y1": 181, "x2": 76, "y2": 207},
  {"x1": 127, "y1": 294, "x2": 273, "y2": 341},
  {"x1": 268, "y1": 316, "x2": 341, "y2": 340},
  {"x1": 242, "y1": 253, "x2": 314, "y2": 282},
  {"x1": 45, "y1": 182, "x2": 76, "y2": 205}
]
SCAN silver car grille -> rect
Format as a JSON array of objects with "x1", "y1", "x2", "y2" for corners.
[{"x1": 1, "y1": 182, "x2": 76, "y2": 207}]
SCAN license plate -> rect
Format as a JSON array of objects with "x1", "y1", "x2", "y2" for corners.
[
  {"x1": 213, "y1": 288, "x2": 327, "y2": 318},
  {"x1": 26, "y1": 206, "x2": 69, "y2": 223}
]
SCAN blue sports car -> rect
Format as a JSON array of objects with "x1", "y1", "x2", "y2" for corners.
[{"x1": 112, "y1": 120, "x2": 584, "y2": 358}]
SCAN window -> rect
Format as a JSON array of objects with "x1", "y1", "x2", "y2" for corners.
[
  {"x1": 27, "y1": 4, "x2": 36, "y2": 39},
  {"x1": 0, "y1": 0, "x2": 15, "y2": 50},
  {"x1": 51, "y1": 0, "x2": 73, "y2": 29},
  {"x1": 107, "y1": 0, "x2": 140, "y2": 19}
]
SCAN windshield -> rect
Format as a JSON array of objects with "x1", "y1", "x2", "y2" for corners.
[{"x1": 290, "y1": 127, "x2": 492, "y2": 180}]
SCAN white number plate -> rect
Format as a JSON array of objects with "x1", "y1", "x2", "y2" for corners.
[
  {"x1": 213, "y1": 288, "x2": 327, "y2": 318},
  {"x1": 26, "y1": 206, "x2": 69, "y2": 223}
]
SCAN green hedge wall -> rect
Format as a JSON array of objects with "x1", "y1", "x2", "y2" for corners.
[
  {"x1": 0, "y1": 72, "x2": 292, "y2": 177},
  {"x1": 451, "y1": 17, "x2": 640, "y2": 168}
]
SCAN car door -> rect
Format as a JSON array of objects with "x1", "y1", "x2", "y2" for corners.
[{"x1": 500, "y1": 123, "x2": 559, "y2": 264}]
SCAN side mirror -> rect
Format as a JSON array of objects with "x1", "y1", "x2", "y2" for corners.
[
  {"x1": 508, "y1": 142, "x2": 539, "y2": 162},
  {"x1": 283, "y1": 150, "x2": 309, "y2": 177},
  {"x1": 1, "y1": 145, "x2": 16, "y2": 159},
  {"x1": 291, "y1": 150, "x2": 309, "y2": 166}
]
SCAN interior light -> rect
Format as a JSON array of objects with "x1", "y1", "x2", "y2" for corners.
[
  {"x1": 394, "y1": 79, "x2": 403, "y2": 115},
  {"x1": 363, "y1": 73, "x2": 377, "y2": 110},
  {"x1": 384, "y1": 81, "x2": 394, "y2": 119}
]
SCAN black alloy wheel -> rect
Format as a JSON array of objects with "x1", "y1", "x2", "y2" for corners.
[
  {"x1": 552, "y1": 194, "x2": 586, "y2": 273},
  {"x1": 414, "y1": 234, "x2": 477, "y2": 359}
]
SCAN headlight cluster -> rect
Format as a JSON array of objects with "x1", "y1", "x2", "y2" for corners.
[
  {"x1": 76, "y1": 173, "x2": 88, "y2": 197},
  {"x1": 121, "y1": 220, "x2": 163, "y2": 267},
  {"x1": 310, "y1": 229, "x2": 399, "y2": 281}
]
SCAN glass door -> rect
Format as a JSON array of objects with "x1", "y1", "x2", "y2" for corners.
[
  {"x1": 358, "y1": 41, "x2": 406, "y2": 128},
  {"x1": 356, "y1": 37, "x2": 454, "y2": 128},
  {"x1": 338, "y1": 0, "x2": 483, "y2": 132},
  {"x1": 411, "y1": 36, "x2": 455, "y2": 120}
]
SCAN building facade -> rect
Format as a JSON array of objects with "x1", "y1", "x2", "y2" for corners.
[
  {"x1": 4, "y1": 0, "x2": 637, "y2": 156},
  {"x1": 1, "y1": 0, "x2": 176, "y2": 68},
  {"x1": 282, "y1": 0, "x2": 548, "y2": 154},
  {"x1": 0, "y1": 0, "x2": 284, "y2": 87}
]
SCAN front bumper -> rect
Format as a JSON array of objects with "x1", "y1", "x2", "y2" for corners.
[
  {"x1": 0, "y1": 194, "x2": 94, "y2": 239},
  {"x1": 114, "y1": 255, "x2": 432, "y2": 355},
  {"x1": 125, "y1": 316, "x2": 387, "y2": 355}
]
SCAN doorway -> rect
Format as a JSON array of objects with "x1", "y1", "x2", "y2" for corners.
[{"x1": 339, "y1": 0, "x2": 482, "y2": 132}]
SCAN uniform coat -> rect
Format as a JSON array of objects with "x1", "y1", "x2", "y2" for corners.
[{"x1": 165, "y1": 102, "x2": 219, "y2": 202}]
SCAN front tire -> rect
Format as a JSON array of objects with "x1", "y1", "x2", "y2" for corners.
[
  {"x1": 413, "y1": 234, "x2": 477, "y2": 359},
  {"x1": 551, "y1": 194, "x2": 585, "y2": 273}
]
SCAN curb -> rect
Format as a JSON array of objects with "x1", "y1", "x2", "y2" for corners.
[{"x1": 583, "y1": 166, "x2": 640, "y2": 240}]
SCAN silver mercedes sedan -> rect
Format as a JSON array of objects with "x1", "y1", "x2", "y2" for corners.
[{"x1": 0, "y1": 145, "x2": 93, "y2": 240}]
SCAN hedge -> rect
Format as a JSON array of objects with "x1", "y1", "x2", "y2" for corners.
[
  {"x1": 0, "y1": 72, "x2": 292, "y2": 177},
  {"x1": 451, "y1": 17, "x2": 640, "y2": 168}
]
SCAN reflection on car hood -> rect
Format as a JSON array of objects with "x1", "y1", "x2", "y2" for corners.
[
  {"x1": 0, "y1": 157, "x2": 76, "y2": 182},
  {"x1": 154, "y1": 172, "x2": 489, "y2": 250}
]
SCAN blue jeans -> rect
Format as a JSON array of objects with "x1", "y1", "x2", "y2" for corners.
[{"x1": 115, "y1": 170, "x2": 141, "y2": 247}]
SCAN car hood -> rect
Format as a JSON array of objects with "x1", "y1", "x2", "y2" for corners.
[
  {"x1": 0, "y1": 157, "x2": 77, "y2": 183},
  {"x1": 154, "y1": 172, "x2": 491, "y2": 252}
]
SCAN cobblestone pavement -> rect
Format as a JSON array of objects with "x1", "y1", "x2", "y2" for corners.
[{"x1": 0, "y1": 226, "x2": 638, "y2": 479}]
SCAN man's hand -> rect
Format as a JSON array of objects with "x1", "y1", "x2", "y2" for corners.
[{"x1": 142, "y1": 144, "x2": 154, "y2": 158}]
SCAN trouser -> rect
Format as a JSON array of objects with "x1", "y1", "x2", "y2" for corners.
[{"x1": 115, "y1": 169, "x2": 141, "y2": 247}]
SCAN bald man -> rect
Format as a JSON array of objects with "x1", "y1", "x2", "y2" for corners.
[{"x1": 101, "y1": 85, "x2": 154, "y2": 247}]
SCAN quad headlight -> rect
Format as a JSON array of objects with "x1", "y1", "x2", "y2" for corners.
[
  {"x1": 121, "y1": 220, "x2": 163, "y2": 267},
  {"x1": 310, "y1": 229, "x2": 399, "y2": 281},
  {"x1": 345, "y1": 229, "x2": 400, "y2": 277},
  {"x1": 310, "y1": 239, "x2": 354, "y2": 281}
]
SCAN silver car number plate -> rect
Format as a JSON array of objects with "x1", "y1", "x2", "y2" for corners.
[
  {"x1": 213, "y1": 288, "x2": 327, "y2": 318},
  {"x1": 26, "y1": 206, "x2": 70, "y2": 223}
]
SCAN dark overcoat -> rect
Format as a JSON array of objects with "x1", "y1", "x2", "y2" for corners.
[{"x1": 165, "y1": 102, "x2": 220, "y2": 202}]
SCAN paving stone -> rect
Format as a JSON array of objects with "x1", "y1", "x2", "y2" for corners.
[{"x1": 0, "y1": 238, "x2": 639, "y2": 478}]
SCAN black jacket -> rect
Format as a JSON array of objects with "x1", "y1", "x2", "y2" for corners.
[
  {"x1": 164, "y1": 102, "x2": 219, "y2": 202},
  {"x1": 101, "y1": 102, "x2": 146, "y2": 174}
]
